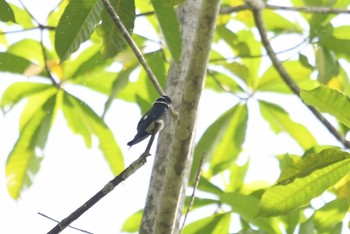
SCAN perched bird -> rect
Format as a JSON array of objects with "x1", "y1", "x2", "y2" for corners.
[{"x1": 127, "y1": 95, "x2": 172, "y2": 147}]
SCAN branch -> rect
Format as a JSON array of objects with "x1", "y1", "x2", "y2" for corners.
[
  {"x1": 100, "y1": 0, "x2": 177, "y2": 118},
  {"x1": 265, "y1": 4, "x2": 350, "y2": 14},
  {"x1": 247, "y1": 0, "x2": 350, "y2": 148},
  {"x1": 220, "y1": 3, "x2": 350, "y2": 15},
  {"x1": 46, "y1": 127, "x2": 160, "y2": 234},
  {"x1": 180, "y1": 152, "x2": 205, "y2": 232}
]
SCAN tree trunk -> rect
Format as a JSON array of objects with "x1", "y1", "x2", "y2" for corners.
[{"x1": 140, "y1": 0, "x2": 222, "y2": 233}]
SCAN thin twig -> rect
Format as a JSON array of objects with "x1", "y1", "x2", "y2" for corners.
[
  {"x1": 265, "y1": 4, "x2": 350, "y2": 14},
  {"x1": 100, "y1": 0, "x2": 177, "y2": 118},
  {"x1": 209, "y1": 36, "x2": 309, "y2": 63},
  {"x1": 180, "y1": 152, "x2": 206, "y2": 232},
  {"x1": 46, "y1": 125, "x2": 161, "y2": 234},
  {"x1": 220, "y1": 3, "x2": 350, "y2": 15},
  {"x1": 39, "y1": 29, "x2": 59, "y2": 87},
  {"x1": 38, "y1": 212, "x2": 92, "y2": 234},
  {"x1": 247, "y1": 0, "x2": 350, "y2": 148}
]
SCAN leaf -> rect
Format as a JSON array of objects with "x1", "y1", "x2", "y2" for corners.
[
  {"x1": 0, "y1": 0, "x2": 15, "y2": 22},
  {"x1": 259, "y1": 148, "x2": 350, "y2": 216},
  {"x1": 300, "y1": 86, "x2": 350, "y2": 128},
  {"x1": 220, "y1": 192, "x2": 281, "y2": 233},
  {"x1": 257, "y1": 61, "x2": 313, "y2": 93},
  {"x1": 98, "y1": 0, "x2": 136, "y2": 58},
  {"x1": 55, "y1": 0, "x2": 104, "y2": 61},
  {"x1": 312, "y1": 199, "x2": 350, "y2": 232},
  {"x1": 7, "y1": 39, "x2": 45, "y2": 67},
  {"x1": 6, "y1": 93, "x2": 57, "y2": 199},
  {"x1": 121, "y1": 210, "x2": 143, "y2": 232},
  {"x1": 182, "y1": 212, "x2": 231, "y2": 234},
  {"x1": 315, "y1": 46, "x2": 340, "y2": 84},
  {"x1": 333, "y1": 26, "x2": 350, "y2": 40},
  {"x1": 102, "y1": 63, "x2": 138, "y2": 118},
  {"x1": 259, "y1": 100, "x2": 317, "y2": 149},
  {"x1": 9, "y1": 3, "x2": 35, "y2": 28},
  {"x1": 0, "y1": 52, "x2": 32, "y2": 74},
  {"x1": 191, "y1": 104, "x2": 248, "y2": 179},
  {"x1": 277, "y1": 148, "x2": 349, "y2": 185},
  {"x1": 62, "y1": 91, "x2": 124, "y2": 174},
  {"x1": 1, "y1": 82, "x2": 53, "y2": 111},
  {"x1": 151, "y1": 0, "x2": 182, "y2": 62}
]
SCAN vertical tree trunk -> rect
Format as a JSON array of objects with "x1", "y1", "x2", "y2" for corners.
[{"x1": 140, "y1": 0, "x2": 222, "y2": 233}]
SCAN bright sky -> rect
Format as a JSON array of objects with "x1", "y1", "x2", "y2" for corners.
[{"x1": 1, "y1": 1, "x2": 349, "y2": 233}]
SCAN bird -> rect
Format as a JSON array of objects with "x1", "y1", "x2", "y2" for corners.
[{"x1": 127, "y1": 95, "x2": 172, "y2": 147}]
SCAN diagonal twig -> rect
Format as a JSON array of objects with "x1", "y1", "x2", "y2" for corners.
[
  {"x1": 100, "y1": 0, "x2": 177, "y2": 118},
  {"x1": 246, "y1": 0, "x2": 350, "y2": 148},
  {"x1": 46, "y1": 125, "x2": 161, "y2": 234},
  {"x1": 180, "y1": 152, "x2": 206, "y2": 232}
]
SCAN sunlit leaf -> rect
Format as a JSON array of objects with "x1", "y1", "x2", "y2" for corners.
[
  {"x1": 9, "y1": 4, "x2": 34, "y2": 28},
  {"x1": 319, "y1": 24, "x2": 350, "y2": 60},
  {"x1": 62, "y1": 91, "x2": 124, "y2": 174},
  {"x1": 102, "y1": 63, "x2": 138, "y2": 118},
  {"x1": 0, "y1": 52, "x2": 32, "y2": 74},
  {"x1": 7, "y1": 39, "x2": 45, "y2": 67},
  {"x1": 151, "y1": 0, "x2": 181, "y2": 62},
  {"x1": 192, "y1": 104, "x2": 248, "y2": 179},
  {"x1": 257, "y1": 61, "x2": 312, "y2": 93},
  {"x1": 205, "y1": 70, "x2": 244, "y2": 93},
  {"x1": 259, "y1": 100, "x2": 317, "y2": 149},
  {"x1": 182, "y1": 212, "x2": 231, "y2": 234},
  {"x1": 312, "y1": 199, "x2": 350, "y2": 232},
  {"x1": 98, "y1": 0, "x2": 135, "y2": 58},
  {"x1": 55, "y1": 0, "x2": 104, "y2": 61},
  {"x1": 0, "y1": 0, "x2": 15, "y2": 23},
  {"x1": 6, "y1": 93, "x2": 57, "y2": 199},
  {"x1": 220, "y1": 192, "x2": 281, "y2": 233},
  {"x1": 315, "y1": 46, "x2": 339, "y2": 84},
  {"x1": 121, "y1": 210, "x2": 143, "y2": 232},
  {"x1": 277, "y1": 148, "x2": 349, "y2": 185},
  {"x1": 259, "y1": 148, "x2": 350, "y2": 216},
  {"x1": 0, "y1": 82, "x2": 53, "y2": 111},
  {"x1": 301, "y1": 86, "x2": 350, "y2": 128}
]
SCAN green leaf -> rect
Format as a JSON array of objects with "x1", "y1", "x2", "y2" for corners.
[
  {"x1": 319, "y1": 24, "x2": 350, "y2": 60},
  {"x1": 1, "y1": 82, "x2": 53, "y2": 111},
  {"x1": 9, "y1": 3, "x2": 35, "y2": 28},
  {"x1": 259, "y1": 100, "x2": 317, "y2": 150},
  {"x1": 151, "y1": 0, "x2": 182, "y2": 62},
  {"x1": 257, "y1": 61, "x2": 312, "y2": 93},
  {"x1": 277, "y1": 148, "x2": 349, "y2": 185},
  {"x1": 98, "y1": 0, "x2": 135, "y2": 58},
  {"x1": 197, "y1": 177, "x2": 224, "y2": 195},
  {"x1": 205, "y1": 70, "x2": 243, "y2": 93},
  {"x1": 300, "y1": 86, "x2": 350, "y2": 128},
  {"x1": 62, "y1": 91, "x2": 124, "y2": 174},
  {"x1": 0, "y1": 52, "x2": 32, "y2": 74},
  {"x1": 220, "y1": 192, "x2": 281, "y2": 233},
  {"x1": 0, "y1": 0, "x2": 15, "y2": 22},
  {"x1": 121, "y1": 210, "x2": 143, "y2": 232},
  {"x1": 7, "y1": 39, "x2": 45, "y2": 67},
  {"x1": 6, "y1": 93, "x2": 57, "y2": 199},
  {"x1": 312, "y1": 199, "x2": 350, "y2": 232},
  {"x1": 102, "y1": 63, "x2": 138, "y2": 118},
  {"x1": 192, "y1": 104, "x2": 248, "y2": 179},
  {"x1": 55, "y1": 0, "x2": 104, "y2": 61},
  {"x1": 259, "y1": 148, "x2": 350, "y2": 216},
  {"x1": 333, "y1": 26, "x2": 350, "y2": 40},
  {"x1": 182, "y1": 212, "x2": 231, "y2": 234},
  {"x1": 315, "y1": 46, "x2": 339, "y2": 84}
]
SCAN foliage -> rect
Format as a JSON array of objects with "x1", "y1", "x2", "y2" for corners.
[{"x1": 1, "y1": 0, "x2": 350, "y2": 233}]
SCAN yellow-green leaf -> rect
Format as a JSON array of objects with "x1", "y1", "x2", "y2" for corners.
[{"x1": 301, "y1": 86, "x2": 350, "y2": 128}]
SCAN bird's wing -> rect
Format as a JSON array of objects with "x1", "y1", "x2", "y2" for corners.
[{"x1": 136, "y1": 106, "x2": 165, "y2": 132}]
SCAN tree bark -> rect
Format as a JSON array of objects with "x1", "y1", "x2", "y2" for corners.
[{"x1": 140, "y1": 0, "x2": 222, "y2": 233}]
